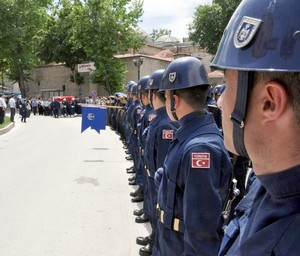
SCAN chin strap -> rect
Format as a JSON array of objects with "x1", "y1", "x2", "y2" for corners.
[
  {"x1": 230, "y1": 71, "x2": 254, "y2": 158},
  {"x1": 170, "y1": 90, "x2": 179, "y2": 121},
  {"x1": 148, "y1": 89, "x2": 154, "y2": 108}
]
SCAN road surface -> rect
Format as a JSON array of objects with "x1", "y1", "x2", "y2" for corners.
[{"x1": 0, "y1": 114, "x2": 150, "y2": 256}]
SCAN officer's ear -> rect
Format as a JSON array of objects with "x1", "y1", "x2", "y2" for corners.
[
  {"x1": 173, "y1": 94, "x2": 180, "y2": 109},
  {"x1": 261, "y1": 80, "x2": 288, "y2": 123}
]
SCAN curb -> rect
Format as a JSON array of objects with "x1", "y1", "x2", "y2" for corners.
[{"x1": 0, "y1": 122, "x2": 15, "y2": 136}]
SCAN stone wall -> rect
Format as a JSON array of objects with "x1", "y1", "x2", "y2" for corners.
[{"x1": 26, "y1": 64, "x2": 107, "y2": 98}]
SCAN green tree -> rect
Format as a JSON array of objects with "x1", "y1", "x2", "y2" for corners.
[
  {"x1": 71, "y1": 0, "x2": 144, "y2": 94},
  {"x1": 188, "y1": 0, "x2": 241, "y2": 55},
  {"x1": 0, "y1": 0, "x2": 50, "y2": 97},
  {"x1": 150, "y1": 28, "x2": 172, "y2": 41},
  {"x1": 38, "y1": 0, "x2": 87, "y2": 96},
  {"x1": 39, "y1": 0, "x2": 144, "y2": 95}
]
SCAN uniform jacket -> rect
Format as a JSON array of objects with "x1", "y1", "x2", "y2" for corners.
[
  {"x1": 144, "y1": 107, "x2": 178, "y2": 177},
  {"x1": 156, "y1": 111, "x2": 232, "y2": 256},
  {"x1": 233, "y1": 165, "x2": 300, "y2": 256}
]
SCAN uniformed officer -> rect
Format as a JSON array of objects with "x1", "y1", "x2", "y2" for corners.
[
  {"x1": 132, "y1": 75, "x2": 155, "y2": 214},
  {"x1": 138, "y1": 69, "x2": 178, "y2": 256},
  {"x1": 127, "y1": 83, "x2": 142, "y2": 183},
  {"x1": 19, "y1": 98, "x2": 28, "y2": 123},
  {"x1": 124, "y1": 81, "x2": 137, "y2": 175},
  {"x1": 211, "y1": 0, "x2": 300, "y2": 255},
  {"x1": 154, "y1": 56, "x2": 232, "y2": 255},
  {"x1": 61, "y1": 98, "x2": 69, "y2": 117}
]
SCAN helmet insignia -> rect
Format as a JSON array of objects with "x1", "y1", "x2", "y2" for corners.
[
  {"x1": 169, "y1": 72, "x2": 177, "y2": 83},
  {"x1": 138, "y1": 84, "x2": 141, "y2": 90},
  {"x1": 149, "y1": 79, "x2": 153, "y2": 86},
  {"x1": 234, "y1": 16, "x2": 262, "y2": 48}
]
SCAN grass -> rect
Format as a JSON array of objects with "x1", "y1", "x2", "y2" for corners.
[{"x1": 0, "y1": 116, "x2": 11, "y2": 129}]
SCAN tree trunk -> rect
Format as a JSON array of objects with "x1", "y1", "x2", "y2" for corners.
[{"x1": 18, "y1": 66, "x2": 26, "y2": 98}]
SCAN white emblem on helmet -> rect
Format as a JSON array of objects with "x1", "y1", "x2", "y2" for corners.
[
  {"x1": 169, "y1": 72, "x2": 176, "y2": 83},
  {"x1": 149, "y1": 79, "x2": 153, "y2": 86},
  {"x1": 234, "y1": 16, "x2": 262, "y2": 49}
]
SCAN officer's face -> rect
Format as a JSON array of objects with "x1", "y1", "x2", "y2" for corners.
[{"x1": 218, "y1": 70, "x2": 238, "y2": 154}]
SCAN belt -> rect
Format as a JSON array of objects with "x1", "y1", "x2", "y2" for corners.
[{"x1": 156, "y1": 204, "x2": 184, "y2": 232}]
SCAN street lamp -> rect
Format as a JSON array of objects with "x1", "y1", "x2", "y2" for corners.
[{"x1": 133, "y1": 57, "x2": 144, "y2": 81}]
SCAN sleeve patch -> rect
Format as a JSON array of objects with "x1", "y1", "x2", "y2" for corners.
[
  {"x1": 162, "y1": 129, "x2": 174, "y2": 139},
  {"x1": 191, "y1": 153, "x2": 210, "y2": 168}
]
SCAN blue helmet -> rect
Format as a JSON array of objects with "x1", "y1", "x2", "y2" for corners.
[
  {"x1": 211, "y1": 0, "x2": 300, "y2": 72},
  {"x1": 147, "y1": 69, "x2": 165, "y2": 90},
  {"x1": 126, "y1": 81, "x2": 136, "y2": 93},
  {"x1": 130, "y1": 83, "x2": 138, "y2": 94},
  {"x1": 161, "y1": 56, "x2": 210, "y2": 91},
  {"x1": 137, "y1": 75, "x2": 150, "y2": 93},
  {"x1": 213, "y1": 84, "x2": 226, "y2": 95}
]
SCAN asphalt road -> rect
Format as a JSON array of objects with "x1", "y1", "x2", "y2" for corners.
[{"x1": 0, "y1": 113, "x2": 150, "y2": 256}]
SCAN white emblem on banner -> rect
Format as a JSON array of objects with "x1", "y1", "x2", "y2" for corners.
[{"x1": 87, "y1": 113, "x2": 95, "y2": 120}]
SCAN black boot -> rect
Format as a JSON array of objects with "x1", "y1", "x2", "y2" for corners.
[
  {"x1": 136, "y1": 235, "x2": 152, "y2": 246},
  {"x1": 127, "y1": 168, "x2": 136, "y2": 174},
  {"x1": 130, "y1": 186, "x2": 143, "y2": 197},
  {"x1": 126, "y1": 166, "x2": 134, "y2": 171},
  {"x1": 128, "y1": 176, "x2": 136, "y2": 182},
  {"x1": 139, "y1": 242, "x2": 153, "y2": 256},
  {"x1": 128, "y1": 180, "x2": 137, "y2": 186},
  {"x1": 133, "y1": 208, "x2": 144, "y2": 216},
  {"x1": 135, "y1": 213, "x2": 149, "y2": 223},
  {"x1": 131, "y1": 193, "x2": 144, "y2": 202}
]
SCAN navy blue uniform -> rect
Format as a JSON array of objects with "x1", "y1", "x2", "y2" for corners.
[
  {"x1": 136, "y1": 104, "x2": 154, "y2": 185},
  {"x1": 155, "y1": 112, "x2": 232, "y2": 255},
  {"x1": 136, "y1": 104, "x2": 155, "y2": 215},
  {"x1": 222, "y1": 165, "x2": 300, "y2": 256},
  {"x1": 144, "y1": 106, "x2": 178, "y2": 254},
  {"x1": 130, "y1": 100, "x2": 142, "y2": 173},
  {"x1": 218, "y1": 176, "x2": 260, "y2": 256},
  {"x1": 144, "y1": 107, "x2": 178, "y2": 217}
]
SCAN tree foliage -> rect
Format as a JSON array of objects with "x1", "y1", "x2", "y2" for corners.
[
  {"x1": 150, "y1": 28, "x2": 172, "y2": 41},
  {"x1": 38, "y1": 0, "x2": 145, "y2": 95},
  {"x1": 0, "y1": 0, "x2": 50, "y2": 97},
  {"x1": 188, "y1": 0, "x2": 241, "y2": 55}
]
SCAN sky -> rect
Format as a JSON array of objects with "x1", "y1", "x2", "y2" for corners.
[{"x1": 138, "y1": 0, "x2": 213, "y2": 41}]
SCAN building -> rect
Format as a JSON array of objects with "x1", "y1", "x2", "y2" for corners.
[{"x1": 25, "y1": 29, "x2": 222, "y2": 98}]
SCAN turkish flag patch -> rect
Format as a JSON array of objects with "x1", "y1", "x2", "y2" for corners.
[
  {"x1": 191, "y1": 153, "x2": 210, "y2": 168},
  {"x1": 162, "y1": 130, "x2": 174, "y2": 140}
]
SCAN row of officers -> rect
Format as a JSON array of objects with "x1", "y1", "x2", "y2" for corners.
[
  {"x1": 106, "y1": 0, "x2": 300, "y2": 254},
  {"x1": 107, "y1": 56, "x2": 250, "y2": 256}
]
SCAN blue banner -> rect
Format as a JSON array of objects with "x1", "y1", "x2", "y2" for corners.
[{"x1": 81, "y1": 106, "x2": 106, "y2": 133}]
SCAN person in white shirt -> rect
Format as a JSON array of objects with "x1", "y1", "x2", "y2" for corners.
[
  {"x1": 0, "y1": 93, "x2": 7, "y2": 124},
  {"x1": 8, "y1": 95, "x2": 16, "y2": 122}
]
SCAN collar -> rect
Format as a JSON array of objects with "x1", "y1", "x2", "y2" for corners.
[
  {"x1": 175, "y1": 111, "x2": 215, "y2": 143},
  {"x1": 258, "y1": 165, "x2": 300, "y2": 198}
]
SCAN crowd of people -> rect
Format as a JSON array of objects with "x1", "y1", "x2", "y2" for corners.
[{"x1": 1, "y1": 95, "x2": 111, "y2": 122}]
